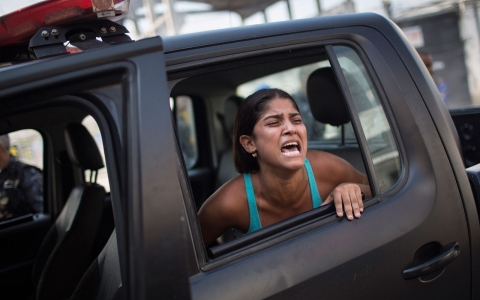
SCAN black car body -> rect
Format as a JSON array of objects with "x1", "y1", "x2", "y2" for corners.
[{"x1": 0, "y1": 8, "x2": 479, "y2": 300}]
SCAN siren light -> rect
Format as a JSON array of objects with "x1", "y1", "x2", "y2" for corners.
[{"x1": 0, "y1": 0, "x2": 130, "y2": 46}]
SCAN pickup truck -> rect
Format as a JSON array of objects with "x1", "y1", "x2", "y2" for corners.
[{"x1": 0, "y1": 1, "x2": 479, "y2": 299}]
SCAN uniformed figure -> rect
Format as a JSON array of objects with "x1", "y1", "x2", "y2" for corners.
[{"x1": 0, "y1": 135, "x2": 43, "y2": 221}]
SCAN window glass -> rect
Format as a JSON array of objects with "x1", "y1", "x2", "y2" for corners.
[
  {"x1": 334, "y1": 46, "x2": 401, "y2": 192},
  {"x1": 82, "y1": 116, "x2": 109, "y2": 192},
  {"x1": 0, "y1": 129, "x2": 43, "y2": 222},
  {"x1": 9, "y1": 130, "x2": 43, "y2": 169},
  {"x1": 237, "y1": 60, "x2": 357, "y2": 143},
  {"x1": 174, "y1": 96, "x2": 198, "y2": 169}
]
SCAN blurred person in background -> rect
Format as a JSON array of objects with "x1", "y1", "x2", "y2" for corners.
[
  {"x1": 419, "y1": 51, "x2": 434, "y2": 76},
  {"x1": 0, "y1": 134, "x2": 43, "y2": 221},
  {"x1": 419, "y1": 50, "x2": 449, "y2": 107},
  {"x1": 176, "y1": 96, "x2": 196, "y2": 167}
]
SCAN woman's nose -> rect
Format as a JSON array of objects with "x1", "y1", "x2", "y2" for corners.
[{"x1": 282, "y1": 121, "x2": 296, "y2": 135}]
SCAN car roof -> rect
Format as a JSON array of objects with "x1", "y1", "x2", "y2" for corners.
[{"x1": 162, "y1": 12, "x2": 392, "y2": 54}]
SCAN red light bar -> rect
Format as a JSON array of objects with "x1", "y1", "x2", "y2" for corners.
[{"x1": 0, "y1": 0, "x2": 129, "y2": 46}]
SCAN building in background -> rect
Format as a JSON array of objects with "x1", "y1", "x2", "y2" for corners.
[
  {"x1": 395, "y1": 1, "x2": 480, "y2": 108},
  {"x1": 121, "y1": 0, "x2": 357, "y2": 38}
]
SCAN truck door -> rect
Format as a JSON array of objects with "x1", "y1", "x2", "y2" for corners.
[
  {"x1": 0, "y1": 32, "x2": 194, "y2": 300},
  {"x1": 164, "y1": 17, "x2": 476, "y2": 299}
]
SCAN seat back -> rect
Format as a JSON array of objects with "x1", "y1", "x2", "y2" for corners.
[
  {"x1": 306, "y1": 67, "x2": 366, "y2": 173},
  {"x1": 215, "y1": 95, "x2": 242, "y2": 189},
  {"x1": 71, "y1": 230, "x2": 122, "y2": 300},
  {"x1": 306, "y1": 67, "x2": 350, "y2": 127},
  {"x1": 33, "y1": 123, "x2": 107, "y2": 300}
]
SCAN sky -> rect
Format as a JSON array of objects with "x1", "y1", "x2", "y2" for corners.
[{"x1": 1, "y1": 0, "x2": 441, "y2": 36}]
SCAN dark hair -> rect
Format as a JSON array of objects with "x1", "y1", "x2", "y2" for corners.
[{"x1": 233, "y1": 88, "x2": 300, "y2": 173}]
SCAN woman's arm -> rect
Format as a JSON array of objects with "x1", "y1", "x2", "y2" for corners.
[
  {"x1": 198, "y1": 198, "x2": 228, "y2": 247},
  {"x1": 323, "y1": 182, "x2": 368, "y2": 220},
  {"x1": 308, "y1": 150, "x2": 371, "y2": 220},
  {"x1": 198, "y1": 177, "x2": 247, "y2": 246}
]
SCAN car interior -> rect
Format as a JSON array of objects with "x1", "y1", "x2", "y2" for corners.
[
  {"x1": 0, "y1": 103, "x2": 115, "y2": 299},
  {"x1": 170, "y1": 46, "x2": 366, "y2": 214},
  {"x1": 169, "y1": 45, "x2": 376, "y2": 257},
  {"x1": 32, "y1": 122, "x2": 110, "y2": 300},
  {"x1": 0, "y1": 44, "x2": 381, "y2": 299}
]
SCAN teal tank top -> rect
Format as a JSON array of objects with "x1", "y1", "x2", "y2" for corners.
[{"x1": 234, "y1": 158, "x2": 322, "y2": 238}]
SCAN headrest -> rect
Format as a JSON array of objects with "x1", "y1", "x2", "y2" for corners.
[
  {"x1": 224, "y1": 95, "x2": 243, "y2": 137},
  {"x1": 306, "y1": 67, "x2": 350, "y2": 126},
  {"x1": 65, "y1": 123, "x2": 104, "y2": 171}
]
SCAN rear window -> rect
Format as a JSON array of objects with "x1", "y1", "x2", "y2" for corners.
[
  {"x1": 173, "y1": 96, "x2": 199, "y2": 169},
  {"x1": 0, "y1": 129, "x2": 43, "y2": 223},
  {"x1": 82, "y1": 116, "x2": 109, "y2": 192},
  {"x1": 333, "y1": 45, "x2": 401, "y2": 192},
  {"x1": 9, "y1": 129, "x2": 43, "y2": 169},
  {"x1": 237, "y1": 60, "x2": 357, "y2": 144}
]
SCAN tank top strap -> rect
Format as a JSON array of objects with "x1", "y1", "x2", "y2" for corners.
[
  {"x1": 234, "y1": 173, "x2": 262, "y2": 238},
  {"x1": 234, "y1": 161, "x2": 320, "y2": 238},
  {"x1": 244, "y1": 173, "x2": 262, "y2": 233},
  {"x1": 305, "y1": 158, "x2": 322, "y2": 208}
]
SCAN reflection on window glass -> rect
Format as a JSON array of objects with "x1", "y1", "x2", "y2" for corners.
[
  {"x1": 9, "y1": 130, "x2": 43, "y2": 169},
  {"x1": 82, "y1": 116, "x2": 109, "y2": 192},
  {"x1": 0, "y1": 130, "x2": 43, "y2": 222},
  {"x1": 175, "y1": 96, "x2": 198, "y2": 169},
  {"x1": 334, "y1": 46, "x2": 401, "y2": 192},
  {"x1": 237, "y1": 60, "x2": 357, "y2": 143}
]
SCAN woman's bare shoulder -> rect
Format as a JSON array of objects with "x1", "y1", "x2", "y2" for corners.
[
  {"x1": 306, "y1": 150, "x2": 358, "y2": 177},
  {"x1": 198, "y1": 175, "x2": 249, "y2": 244},
  {"x1": 306, "y1": 150, "x2": 345, "y2": 167},
  {"x1": 199, "y1": 175, "x2": 246, "y2": 218},
  {"x1": 306, "y1": 150, "x2": 367, "y2": 183}
]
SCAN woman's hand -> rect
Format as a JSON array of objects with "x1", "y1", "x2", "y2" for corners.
[{"x1": 323, "y1": 183, "x2": 364, "y2": 220}]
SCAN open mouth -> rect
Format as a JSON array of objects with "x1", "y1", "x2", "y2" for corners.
[{"x1": 281, "y1": 142, "x2": 301, "y2": 157}]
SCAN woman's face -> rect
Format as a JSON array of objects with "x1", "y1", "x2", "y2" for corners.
[{"x1": 242, "y1": 97, "x2": 307, "y2": 172}]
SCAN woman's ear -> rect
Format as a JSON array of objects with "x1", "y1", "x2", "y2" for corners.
[{"x1": 239, "y1": 135, "x2": 256, "y2": 154}]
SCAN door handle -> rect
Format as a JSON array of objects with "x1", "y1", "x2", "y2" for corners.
[{"x1": 403, "y1": 242, "x2": 460, "y2": 280}]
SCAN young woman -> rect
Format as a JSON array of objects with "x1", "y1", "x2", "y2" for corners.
[{"x1": 199, "y1": 88, "x2": 371, "y2": 246}]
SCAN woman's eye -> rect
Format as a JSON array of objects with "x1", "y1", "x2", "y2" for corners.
[
  {"x1": 293, "y1": 119, "x2": 303, "y2": 123},
  {"x1": 268, "y1": 122, "x2": 279, "y2": 126}
]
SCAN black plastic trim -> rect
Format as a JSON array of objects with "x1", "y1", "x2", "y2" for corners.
[{"x1": 209, "y1": 204, "x2": 335, "y2": 258}]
